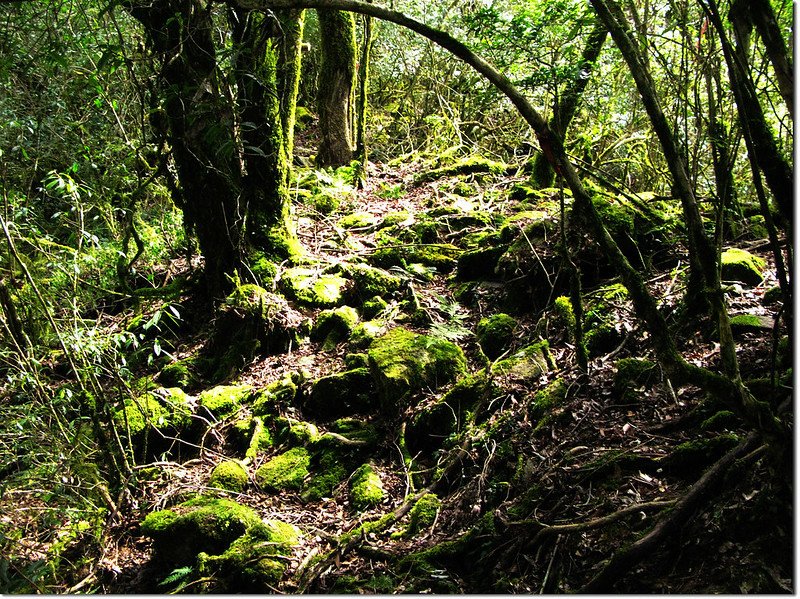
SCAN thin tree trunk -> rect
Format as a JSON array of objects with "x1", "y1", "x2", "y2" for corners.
[
  {"x1": 277, "y1": 9, "x2": 306, "y2": 160},
  {"x1": 316, "y1": 9, "x2": 356, "y2": 167},
  {"x1": 354, "y1": 4, "x2": 374, "y2": 174}
]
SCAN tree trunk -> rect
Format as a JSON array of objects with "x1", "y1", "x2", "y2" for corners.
[
  {"x1": 316, "y1": 9, "x2": 357, "y2": 167},
  {"x1": 532, "y1": 17, "x2": 607, "y2": 188},
  {"x1": 354, "y1": 5, "x2": 374, "y2": 171},
  {"x1": 127, "y1": 0, "x2": 244, "y2": 298},
  {"x1": 277, "y1": 9, "x2": 306, "y2": 160}
]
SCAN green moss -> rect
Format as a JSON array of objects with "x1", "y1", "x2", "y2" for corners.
[
  {"x1": 361, "y1": 296, "x2": 388, "y2": 319},
  {"x1": 159, "y1": 361, "x2": 196, "y2": 389},
  {"x1": 613, "y1": 358, "x2": 657, "y2": 395},
  {"x1": 350, "y1": 463, "x2": 384, "y2": 510},
  {"x1": 196, "y1": 519, "x2": 301, "y2": 591},
  {"x1": 491, "y1": 340, "x2": 554, "y2": 380},
  {"x1": 344, "y1": 352, "x2": 369, "y2": 369},
  {"x1": 273, "y1": 416, "x2": 320, "y2": 446},
  {"x1": 381, "y1": 210, "x2": 411, "y2": 226},
  {"x1": 251, "y1": 376, "x2": 298, "y2": 417},
  {"x1": 414, "y1": 156, "x2": 508, "y2": 184},
  {"x1": 301, "y1": 449, "x2": 349, "y2": 502},
  {"x1": 553, "y1": 296, "x2": 576, "y2": 331},
  {"x1": 341, "y1": 263, "x2": 403, "y2": 298},
  {"x1": 338, "y1": 212, "x2": 380, "y2": 229},
  {"x1": 114, "y1": 390, "x2": 191, "y2": 438},
  {"x1": 476, "y1": 313, "x2": 516, "y2": 360},
  {"x1": 280, "y1": 267, "x2": 349, "y2": 307},
  {"x1": 312, "y1": 306, "x2": 360, "y2": 349},
  {"x1": 585, "y1": 324, "x2": 623, "y2": 358},
  {"x1": 371, "y1": 243, "x2": 459, "y2": 272},
  {"x1": 700, "y1": 410, "x2": 738, "y2": 431},
  {"x1": 350, "y1": 319, "x2": 389, "y2": 348},
  {"x1": 530, "y1": 378, "x2": 567, "y2": 423},
  {"x1": 762, "y1": 286, "x2": 783, "y2": 305},
  {"x1": 199, "y1": 385, "x2": 252, "y2": 418},
  {"x1": 255, "y1": 447, "x2": 311, "y2": 491},
  {"x1": 306, "y1": 368, "x2": 376, "y2": 420},
  {"x1": 234, "y1": 416, "x2": 273, "y2": 460},
  {"x1": 209, "y1": 460, "x2": 249, "y2": 493},
  {"x1": 367, "y1": 327, "x2": 467, "y2": 406},
  {"x1": 721, "y1": 248, "x2": 765, "y2": 286},
  {"x1": 140, "y1": 496, "x2": 262, "y2": 564},
  {"x1": 665, "y1": 434, "x2": 741, "y2": 473},
  {"x1": 729, "y1": 313, "x2": 772, "y2": 334},
  {"x1": 406, "y1": 493, "x2": 441, "y2": 535},
  {"x1": 456, "y1": 245, "x2": 507, "y2": 281}
]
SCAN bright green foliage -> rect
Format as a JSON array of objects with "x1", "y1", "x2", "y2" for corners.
[
  {"x1": 553, "y1": 296, "x2": 576, "y2": 331},
  {"x1": 140, "y1": 496, "x2": 262, "y2": 565},
  {"x1": 476, "y1": 313, "x2": 516, "y2": 360},
  {"x1": 721, "y1": 248, "x2": 766, "y2": 286},
  {"x1": 280, "y1": 267, "x2": 349, "y2": 307},
  {"x1": 491, "y1": 341, "x2": 554, "y2": 380},
  {"x1": 406, "y1": 493, "x2": 441, "y2": 535},
  {"x1": 362, "y1": 296, "x2": 389, "y2": 319},
  {"x1": 338, "y1": 212, "x2": 380, "y2": 229},
  {"x1": 350, "y1": 319, "x2": 390, "y2": 348},
  {"x1": 113, "y1": 390, "x2": 191, "y2": 437},
  {"x1": 367, "y1": 327, "x2": 467, "y2": 405},
  {"x1": 255, "y1": 447, "x2": 311, "y2": 491},
  {"x1": 208, "y1": 460, "x2": 249, "y2": 493},
  {"x1": 350, "y1": 463, "x2": 384, "y2": 510},
  {"x1": 199, "y1": 385, "x2": 252, "y2": 418}
]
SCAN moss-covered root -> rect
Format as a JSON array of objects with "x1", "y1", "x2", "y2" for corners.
[{"x1": 350, "y1": 463, "x2": 384, "y2": 510}]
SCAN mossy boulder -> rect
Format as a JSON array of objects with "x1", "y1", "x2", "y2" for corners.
[
  {"x1": 196, "y1": 519, "x2": 301, "y2": 592},
  {"x1": 340, "y1": 262, "x2": 403, "y2": 299},
  {"x1": 529, "y1": 378, "x2": 568, "y2": 424},
  {"x1": 208, "y1": 284, "x2": 308, "y2": 380},
  {"x1": 280, "y1": 267, "x2": 350, "y2": 307},
  {"x1": 199, "y1": 385, "x2": 252, "y2": 419},
  {"x1": 338, "y1": 212, "x2": 381, "y2": 229},
  {"x1": 350, "y1": 463, "x2": 384, "y2": 510},
  {"x1": 721, "y1": 248, "x2": 765, "y2": 286},
  {"x1": 251, "y1": 375, "x2": 298, "y2": 417},
  {"x1": 140, "y1": 496, "x2": 262, "y2": 565},
  {"x1": 233, "y1": 416, "x2": 273, "y2": 460},
  {"x1": 350, "y1": 319, "x2": 390, "y2": 349},
  {"x1": 613, "y1": 358, "x2": 658, "y2": 397},
  {"x1": 208, "y1": 460, "x2": 249, "y2": 493},
  {"x1": 362, "y1": 296, "x2": 389, "y2": 319},
  {"x1": 371, "y1": 243, "x2": 460, "y2": 273},
  {"x1": 301, "y1": 449, "x2": 351, "y2": 502},
  {"x1": 406, "y1": 493, "x2": 441, "y2": 535},
  {"x1": 367, "y1": 327, "x2": 467, "y2": 407},
  {"x1": 729, "y1": 314, "x2": 773, "y2": 336},
  {"x1": 312, "y1": 306, "x2": 360, "y2": 349},
  {"x1": 273, "y1": 416, "x2": 320, "y2": 446},
  {"x1": 491, "y1": 340, "x2": 554, "y2": 381},
  {"x1": 255, "y1": 447, "x2": 311, "y2": 491},
  {"x1": 476, "y1": 313, "x2": 517, "y2": 360},
  {"x1": 158, "y1": 359, "x2": 199, "y2": 389},
  {"x1": 113, "y1": 388, "x2": 192, "y2": 439},
  {"x1": 306, "y1": 368, "x2": 377, "y2": 420},
  {"x1": 456, "y1": 245, "x2": 507, "y2": 281}
]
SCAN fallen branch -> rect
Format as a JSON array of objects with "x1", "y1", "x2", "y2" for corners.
[{"x1": 579, "y1": 431, "x2": 761, "y2": 592}]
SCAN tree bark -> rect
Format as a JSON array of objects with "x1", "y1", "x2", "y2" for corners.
[
  {"x1": 276, "y1": 8, "x2": 306, "y2": 160},
  {"x1": 316, "y1": 9, "x2": 357, "y2": 167},
  {"x1": 354, "y1": 5, "x2": 374, "y2": 172}
]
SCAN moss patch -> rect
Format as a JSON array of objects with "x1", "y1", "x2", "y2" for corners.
[
  {"x1": 306, "y1": 368, "x2": 376, "y2": 420},
  {"x1": 280, "y1": 267, "x2": 350, "y2": 307},
  {"x1": 341, "y1": 262, "x2": 403, "y2": 298},
  {"x1": 350, "y1": 463, "x2": 384, "y2": 510},
  {"x1": 476, "y1": 313, "x2": 516, "y2": 360},
  {"x1": 199, "y1": 385, "x2": 252, "y2": 419},
  {"x1": 721, "y1": 248, "x2": 765, "y2": 286},
  {"x1": 255, "y1": 447, "x2": 311, "y2": 491},
  {"x1": 312, "y1": 306, "x2": 360, "y2": 349},
  {"x1": 367, "y1": 327, "x2": 467, "y2": 407},
  {"x1": 406, "y1": 493, "x2": 441, "y2": 535},
  {"x1": 208, "y1": 460, "x2": 249, "y2": 493},
  {"x1": 251, "y1": 376, "x2": 298, "y2": 417},
  {"x1": 613, "y1": 358, "x2": 657, "y2": 396},
  {"x1": 491, "y1": 341, "x2": 554, "y2": 380}
]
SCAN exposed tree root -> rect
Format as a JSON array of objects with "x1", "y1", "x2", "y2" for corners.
[{"x1": 579, "y1": 431, "x2": 762, "y2": 592}]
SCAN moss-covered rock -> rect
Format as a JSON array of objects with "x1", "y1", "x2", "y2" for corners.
[
  {"x1": 273, "y1": 416, "x2": 320, "y2": 446},
  {"x1": 140, "y1": 496, "x2": 262, "y2": 565},
  {"x1": 476, "y1": 313, "x2": 516, "y2": 360},
  {"x1": 158, "y1": 359, "x2": 199, "y2": 389},
  {"x1": 208, "y1": 460, "x2": 249, "y2": 493},
  {"x1": 196, "y1": 519, "x2": 301, "y2": 592},
  {"x1": 350, "y1": 463, "x2": 384, "y2": 510},
  {"x1": 491, "y1": 340, "x2": 554, "y2": 380},
  {"x1": 406, "y1": 493, "x2": 441, "y2": 535},
  {"x1": 762, "y1": 285, "x2": 783, "y2": 305},
  {"x1": 233, "y1": 416, "x2": 273, "y2": 460},
  {"x1": 113, "y1": 388, "x2": 193, "y2": 439},
  {"x1": 414, "y1": 156, "x2": 508, "y2": 184},
  {"x1": 306, "y1": 368, "x2": 377, "y2": 420},
  {"x1": 367, "y1": 327, "x2": 467, "y2": 407},
  {"x1": 729, "y1": 314, "x2": 773, "y2": 335},
  {"x1": 371, "y1": 243, "x2": 460, "y2": 273},
  {"x1": 301, "y1": 448, "x2": 350, "y2": 502},
  {"x1": 207, "y1": 284, "x2": 308, "y2": 381},
  {"x1": 721, "y1": 248, "x2": 765, "y2": 286},
  {"x1": 340, "y1": 262, "x2": 403, "y2": 299},
  {"x1": 613, "y1": 358, "x2": 657, "y2": 397},
  {"x1": 456, "y1": 245, "x2": 507, "y2": 281},
  {"x1": 255, "y1": 447, "x2": 311, "y2": 491},
  {"x1": 312, "y1": 306, "x2": 360, "y2": 349},
  {"x1": 251, "y1": 375, "x2": 298, "y2": 417},
  {"x1": 362, "y1": 296, "x2": 389, "y2": 319},
  {"x1": 529, "y1": 378, "x2": 568, "y2": 424},
  {"x1": 280, "y1": 267, "x2": 350, "y2": 307},
  {"x1": 338, "y1": 212, "x2": 381, "y2": 229},
  {"x1": 199, "y1": 385, "x2": 252, "y2": 419},
  {"x1": 350, "y1": 319, "x2": 390, "y2": 349}
]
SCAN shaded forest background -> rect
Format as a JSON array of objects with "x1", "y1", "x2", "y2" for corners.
[{"x1": 0, "y1": 0, "x2": 793, "y2": 593}]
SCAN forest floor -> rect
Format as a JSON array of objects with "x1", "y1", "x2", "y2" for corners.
[{"x1": 0, "y1": 152, "x2": 793, "y2": 594}]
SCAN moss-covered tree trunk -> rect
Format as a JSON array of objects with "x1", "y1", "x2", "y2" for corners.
[
  {"x1": 127, "y1": 0, "x2": 243, "y2": 298},
  {"x1": 126, "y1": 0, "x2": 299, "y2": 297},
  {"x1": 276, "y1": 9, "x2": 307, "y2": 160},
  {"x1": 231, "y1": 9, "x2": 300, "y2": 264},
  {"x1": 316, "y1": 9, "x2": 356, "y2": 167},
  {"x1": 354, "y1": 6, "x2": 374, "y2": 172}
]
